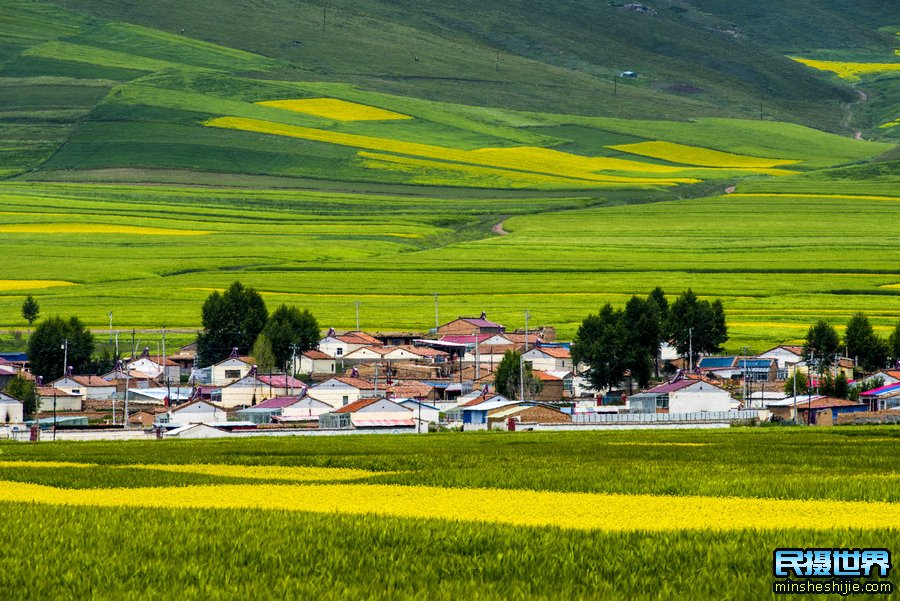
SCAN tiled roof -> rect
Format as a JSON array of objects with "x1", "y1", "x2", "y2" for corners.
[
  {"x1": 70, "y1": 375, "x2": 114, "y2": 387},
  {"x1": 333, "y1": 398, "x2": 381, "y2": 414},
  {"x1": 386, "y1": 382, "x2": 434, "y2": 398},
  {"x1": 529, "y1": 347, "x2": 570, "y2": 359},
  {"x1": 247, "y1": 396, "x2": 303, "y2": 409},
  {"x1": 797, "y1": 398, "x2": 866, "y2": 410},
  {"x1": 331, "y1": 376, "x2": 374, "y2": 390},
  {"x1": 256, "y1": 374, "x2": 306, "y2": 389},
  {"x1": 337, "y1": 331, "x2": 383, "y2": 345},
  {"x1": 36, "y1": 386, "x2": 76, "y2": 397},
  {"x1": 861, "y1": 383, "x2": 900, "y2": 397},
  {"x1": 647, "y1": 380, "x2": 697, "y2": 393},
  {"x1": 534, "y1": 371, "x2": 563, "y2": 381},
  {"x1": 302, "y1": 350, "x2": 333, "y2": 360}
]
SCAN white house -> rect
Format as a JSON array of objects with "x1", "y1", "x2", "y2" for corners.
[
  {"x1": 659, "y1": 379, "x2": 733, "y2": 413},
  {"x1": 759, "y1": 345, "x2": 805, "y2": 379},
  {"x1": 211, "y1": 356, "x2": 253, "y2": 386},
  {"x1": 36, "y1": 386, "x2": 81, "y2": 412},
  {"x1": 127, "y1": 349, "x2": 180, "y2": 382},
  {"x1": 217, "y1": 373, "x2": 307, "y2": 409},
  {"x1": 318, "y1": 331, "x2": 383, "y2": 358},
  {"x1": 158, "y1": 400, "x2": 227, "y2": 426},
  {"x1": 398, "y1": 399, "x2": 441, "y2": 424},
  {"x1": 165, "y1": 423, "x2": 232, "y2": 439},
  {"x1": 296, "y1": 350, "x2": 336, "y2": 376},
  {"x1": 867, "y1": 370, "x2": 900, "y2": 386},
  {"x1": 0, "y1": 391, "x2": 24, "y2": 424},
  {"x1": 309, "y1": 376, "x2": 376, "y2": 409},
  {"x1": 521, "y1": 347, "x2": 572, "y2": 372},
  {"x1": 319, "y1": 397, "x2": 416, "y2": 430},
  {"x1": 280, "y1": 397, "x2": 334, "y2": 422},
  {"x1": 49, "y1": 375, "x2": 116, "y2": 401}
]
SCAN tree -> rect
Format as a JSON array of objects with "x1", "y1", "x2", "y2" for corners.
[
  {"x1": 888, "y1": 321, "x2": 900, "y2": 366},
  {"x1": 620, "y1": 295, "x2": 659, "y2": 388},
  {"x1": 646, "y1": 287, "x2": 670, "y2": 376},
  {"x1": 262, "y1": 304, "x2": 320, "y2": 373},
  {"x1": 803, "y1": 320, "x2": 840, "y2": 374},
  {"x1": 4, "y1": 375, "x2": 37, "y2": 416},
  {"x1": 571, "y1": 304, "x2": 627, "y2": 393},
  {"x1": 668, "y1": 289, "x2": 728, "y2": 366},
  {"x1": 196, "y1": 281, "x2": 268, "y2": 366},
  {"x1": 844, "y1": 312, "x2": 887, "y2": 372},
  {"x1": 21, "y1": 295, "x2": 39, "y2": 329},
  {"x1": 833, "y1": 372, "x2": 849, "y2": 400},
  {"x1": 27, "y1": 316, "x2": 94, "y2": 381},
  {"x1": 251, "y1": 333, "x2": 276, "y2": 373},
  {"x1": 494, "y1": 350, "x2": 541, "y2": 400},
  {"x1": 783, "y1": 371, "x2": 807, "y2": 396}
]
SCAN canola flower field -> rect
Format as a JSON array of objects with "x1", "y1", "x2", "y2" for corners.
[{"x1": 0, "y1": 428, "x2": 898, "y2": 600}]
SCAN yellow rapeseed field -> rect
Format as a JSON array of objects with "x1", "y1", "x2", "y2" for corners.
[
  {"x1": 206, "y1": 117, "x2": 699, "y2": 186},
  {"x1": 609, "y1": 141, "x2": 798, "y2": 169},
  {"x1": 128, "y1": 463, "x2": 394, "y2": 481},
  {"x1": 0, "y1": 224, "x2": 212, "y2": 235},
  {"x1": 0, "y1": 280, "x2": 75, "y2": 291},
  {"x1": 0, "y1": 460, "x2": 92, "y2": 469},
  {"x1": 2, "y1": 480, "x2": 900, "y2": 532},
  {"x1": 790, "y1": 57, "x2": 900, "y2": 80},
  {"x1": 256, "y1": 98, "x2": 412, "y2": 121}
]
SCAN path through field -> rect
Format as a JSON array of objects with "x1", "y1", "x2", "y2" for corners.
[
  {"x1": 492, "y1": 219, "x2": 509, "y2": 235},
  {"x1": 843, "y1": 89, "x2": 868, "y2": 140}
]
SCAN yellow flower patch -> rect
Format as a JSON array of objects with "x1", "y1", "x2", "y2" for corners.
[
  {"x1": 2, "y1": 480, "x2": 900, "y2": 532},
  {"x1": 127, "y1": 463, "x2": 394, "y2": 482},
  {"x1": 0, "y1": 280, "x2": 76, "y2": 291},
  {"x1": 0, "y1": 224, "x2": 212, "y2": 235},
  {"x1": 609, "y1": 141, "x2": 798, "y2": 169},
  {"x1": 206, "y1": 117, "x2": 699, "y2": 186},
  {"x1": 790, "y1": 57, "x2": 900, "y2": 80},
  {"x1": 256, "y1": 98, "x2": 412, "y2": 122},
  {"x1": 0, "y1": 461, "x2": 93, "y2": 469}
]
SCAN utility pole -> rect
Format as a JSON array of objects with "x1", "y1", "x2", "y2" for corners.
[
  {"x1": 57, "y1": 339, "x2": 67, "y2": 441},
  {"x1": 108, "y1": 311, "x2": 113, "y2": 343},
  {"x1": 432, "y1": 292, "x2": 439, "y2": 331},
  {"x1": 474, "y1": 329, "x2": 480, "y2": 382},
  {"x1": 688, "y1": 327, "x2": 693, "y2": 371},
  {"x1": 162, "y1": 325, "x2": 170, "y2": 407},
  {"x1": 355, "y1": 301, "x2": 360, "y2": 331},
  {"x1": 519, "y1": 354, "x2": 525, "y2": 401},
  {"x1": 524, "y1": 309, "x2": 530, "y2": 352}
]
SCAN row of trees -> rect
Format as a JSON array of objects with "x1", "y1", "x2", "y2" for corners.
[
  {"x1": 804, "y1": 312, "x2": 900, "y2": 373},
  {"x1": 571, "y1": 288, "x2": 727, "y2": 392},
  {"x1": 196, "y1": 282, "x2": 320, "y2": 370}
]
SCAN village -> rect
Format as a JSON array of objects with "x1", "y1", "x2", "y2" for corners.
[{"x1": 2, "y1": 310, "x2": 899, "y2": 442}]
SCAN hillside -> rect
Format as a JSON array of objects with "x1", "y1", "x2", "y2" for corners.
[{"x1": 0, "y1": 1, "x2": 898, "y2": 351}]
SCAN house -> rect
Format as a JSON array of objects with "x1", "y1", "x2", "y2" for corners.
[
  {"x1": 0, "y1": 391, "x2": 24, "y2": 424},
  {"x1": 124, "y1": 387, "x2": 192, "y2": 405},
  {"x1": 466, "y1": 343, "x2": 520, "y2": 365},
  {"x1": 0, "y1": 360, "x2": 19, "y2": 389},
  {"x1": 167, "y1": 342, "x2": 197, "y2": 373},
  {"x1": 296, "y1": 350, "x2": 336, "y2": 376},
  {"x1": 446, "y1": 394, "x2": 518, "y2": 428},
  {"x1": 210, "y1": 355, "x2": 254, "y2": 386},
  {"x1": 127, "y1": 409, "x2": 162, "y2": 428},
  {"x1": 157, "y1": 399, "x2": 227, "y2": 427},
  {"x1": 860, "y1": 383, "x2": 900, "y2": 412},
  {"x1": 309, "y1": 376, "x2": 376, "y2": 408},
  {"x1": 796, "y1": 398, "x2": 869, "y2": 426},
  {"x1": 866, "y1": 370, "x2": 900, "y2": 386},
  {"x1": 126, "y1": 348, "x2": 180, "y2": 382},
  {"x1": 533, "y1": 370, "x2": 574, "y2": 402},
  {"x1": 318, "y1": 331, "x2": 383, "y2": 358},
  {"x1": 385, "y1": 381, "x2": 437, "y2": 402},
  {"x1": 437, "y1": 312, "x2": 504, "y2": 336},
  {"x1": 217, "y1": 372, "x2": 307, "y2": 409},
  {"x1": 521, "y1": 347, "x2": 572, "y2": 372},
  {"x1": 278, "y1": 397, "x2": 334, "y2": 423},
  {"x1": 49, "y1": 374, "x2": 116, "y2": 401},
  {"x1": 101, "y1": 365, "x2": 159, "y2": 391},
  {"x1": 765, "y1": 395, "x2": 824, "y2": 422},
  {"x1": 488, "y1": 404, "x2": 571, "y2": 430},
  {"x1": 629, "y1": 379, "x2": 732, "y2": 413},
  {"x1": 737, "y1": 358, "x2": 777, "y2": 382},
  {"x1": 319, "y1": 397, "x2": 416, "y2": 430},
  {"x1": 373, "y1": 331, "x2": 420, "y2": 346},
  {"x1": 164, "y1": 423, "x2": 233, "y2": 439},
  {"x1": 759, "y1": 345, "x2": 805, "y2": 379},
  {"x1": 397, "y1": 399, "x2": 441, "y2": 424},
  {"x1": 35, "y1": 386, "x2": 81, "y2": 412},
  {"x1": 236, "y1": 396, "x2": 304, "y2": 424}
]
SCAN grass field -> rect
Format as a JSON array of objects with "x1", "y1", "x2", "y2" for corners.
[{"x1": 0, "y1": 428, "x2": 898, "y2": 600}]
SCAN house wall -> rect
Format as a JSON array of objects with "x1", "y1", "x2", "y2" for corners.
[
  {"x1": 219, "y1": 381, "x2": 288, "y2": 408},
  {"x1": 522, "y1": 351, "x2": 570, "y2": 372},
  {"x1": 37, "y1": 395, "x2": 82, "y2": 412},
  {"x1": 211, "y1": 359, "x2": 251, "y2": 386},
  {"x1": 168, "y1": 405, "x2": 226, "y2": 424},
  {"x1": 0, "y1": 401, "x2": 24, "y2": 423},
  {"x1": 297, "y1": 356, "x2": 335, "y2": 375},
  {"x1": 494, "y1": 406, "x2": 571, "y2": 426},
  {"x1": 438, "y1": 320, "x2": 502, "y2": 336},
  {"x1": 399, "y1": 403, "x2": 440, "y2": 423},
  {"x1": 669, "y1": 386, "x2": 732, "y2": 413},
  {"x1": 308, "y1": 382, "x2": 361, "y2": 408},
  {"x1": 535, "y1": 380, "x2": 565, "y2": 403}
]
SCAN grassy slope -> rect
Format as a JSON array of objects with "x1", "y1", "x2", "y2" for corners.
[{"x1": 0, "y1": 428, "x2": 898, "y2": 600}]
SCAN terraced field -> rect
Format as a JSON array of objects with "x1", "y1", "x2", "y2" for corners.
[{"x1": 0, "y1": 428, "x2": 898, "y2": 600}]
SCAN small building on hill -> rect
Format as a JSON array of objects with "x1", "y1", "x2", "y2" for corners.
[{"x1": 437, "y1": 312, "x2": 504, "y2": 336}]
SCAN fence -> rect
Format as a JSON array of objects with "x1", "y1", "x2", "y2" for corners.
[{"x1": 572, "y1": 410, "x2": 760, "y2": 425}]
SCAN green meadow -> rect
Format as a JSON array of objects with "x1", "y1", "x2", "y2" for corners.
[{"x1": 1, "y1": 428, "x2": 899, "y2": 600}]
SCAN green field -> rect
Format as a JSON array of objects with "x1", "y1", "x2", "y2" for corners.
[
  {"x1": 0, "y1": 1, "x2": 898, "y2": 352},
  {"x1": 1, "y1": 428, "x2": 899, "y2": 600}
]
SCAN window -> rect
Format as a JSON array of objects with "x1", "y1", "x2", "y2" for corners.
[
  {"x1": 224, "y1": 369, "x2": 241, "y2": 379},
  {"x1": 331, "y1": 364, "x2": 335, "y2": 372},
  {"x1": 72, "y1": 389, "x2": 81, "y2": 395},
  {"x1": 336, "y1": 348, "x2": 343, "y2": 356},
  {"x1": 342, "y1": 395, "x2": 349, "y2": 405}
]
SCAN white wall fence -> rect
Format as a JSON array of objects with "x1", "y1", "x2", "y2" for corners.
[{"x1": 573, "y1": 410, "x2": 762, "y2": 425}]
